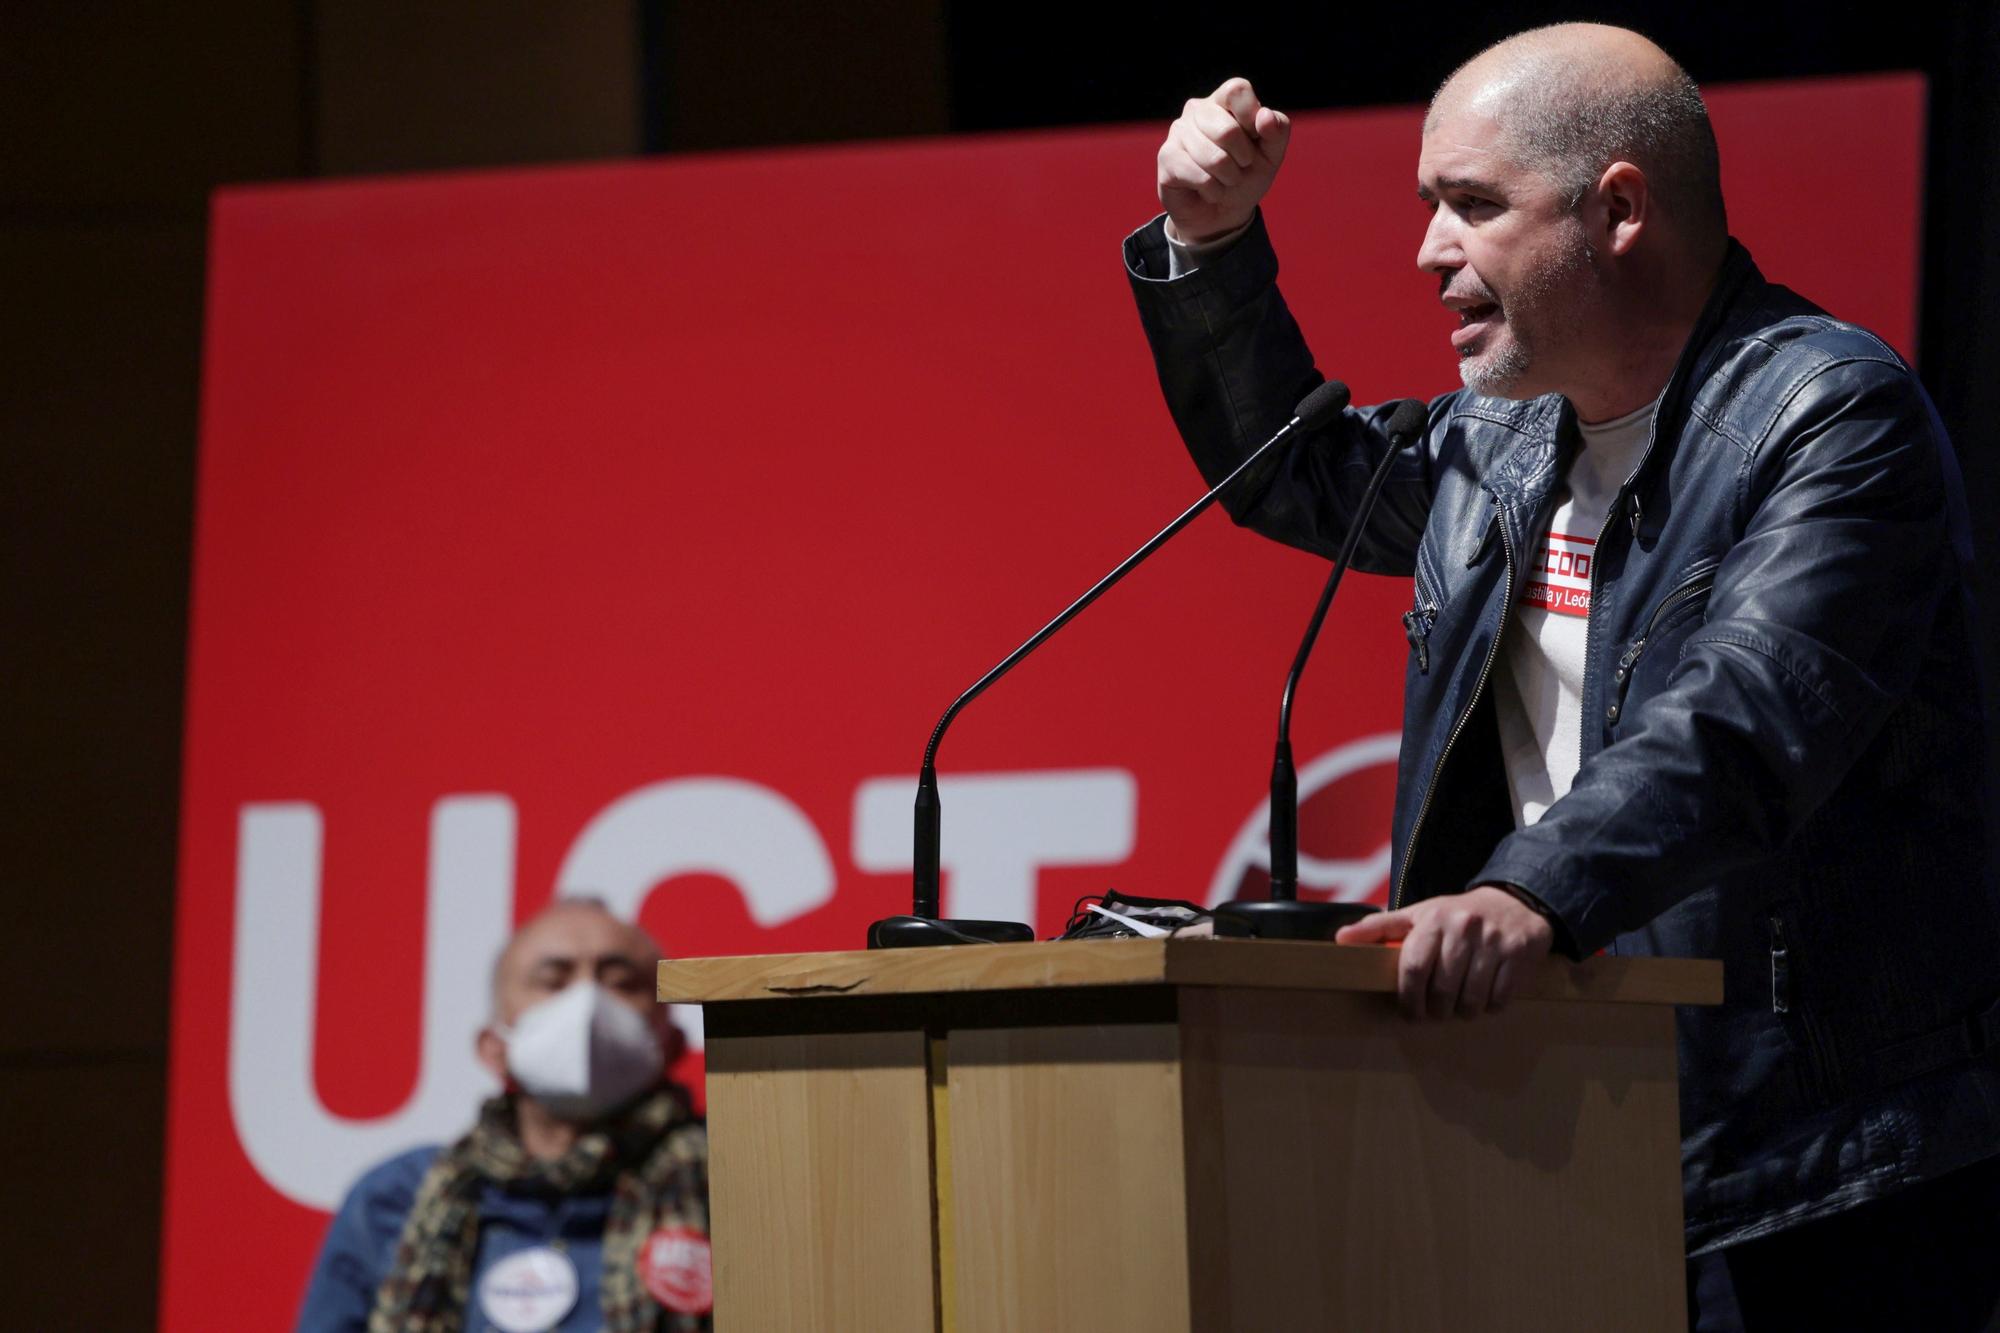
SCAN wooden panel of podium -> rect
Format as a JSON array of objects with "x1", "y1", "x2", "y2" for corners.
[{"x1": 659, "y1": 937, "x2": 1721, "y2": 1331}]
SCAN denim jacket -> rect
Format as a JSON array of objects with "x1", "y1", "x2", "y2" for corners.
[
  {"x1": 1127, "y1": 211, "x2": 2000, "y2": 1252},
  {"x1": 296, "y1": 1147, "x2": 617, "y2": 1333}
]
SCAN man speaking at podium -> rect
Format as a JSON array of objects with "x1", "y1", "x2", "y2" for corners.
[{"x1": 1126, "y1": 23, "x2": 2000, "y2": 1330}]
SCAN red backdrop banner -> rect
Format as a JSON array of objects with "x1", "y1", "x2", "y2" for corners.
[{"x1": 163, "y1": 75, "x2": 1923, "y2": 1329}]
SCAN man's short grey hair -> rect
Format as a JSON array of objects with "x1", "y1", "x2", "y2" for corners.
[{"x1": 1434, "y1": 26, "x2": 1728, "y2": 233}]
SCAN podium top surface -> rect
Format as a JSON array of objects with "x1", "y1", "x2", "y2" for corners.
[{"x1": 658, "y1": 937, "x2": 1721, "y2": 1007}]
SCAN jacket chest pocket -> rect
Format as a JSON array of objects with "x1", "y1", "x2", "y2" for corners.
[{"x1": 1608, "y1": 563, "x2": 1718, "y2": 725}]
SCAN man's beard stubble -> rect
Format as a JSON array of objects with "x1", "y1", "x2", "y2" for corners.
[
  {"x1": 1456, "y1": 217, "x2": 1595, "y2": 398},
  {"x1": 1459, "y1": 330, "x2": 1530, "y2": 396}
]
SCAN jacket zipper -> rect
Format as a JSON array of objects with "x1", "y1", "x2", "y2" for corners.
[
  {"x1": 1608, "y1": 567, "x2": 1719, "y2": 720},
  {"x1": 1401, "y1": 605, "x2": 1436, "y2": 673},
  {"x1": 1768, "y1": 910, "x2": 1837, "y2": 1100},
  {"x1": 1402, "y1": 543, "x2": 1454, "y2": 675},
  {"x1": 1392, "y1": 511, "x2": 1516, "y2": 909},
  {"x1": 1768, "y1": 913, "x2": 1791, "y2": 1014}
]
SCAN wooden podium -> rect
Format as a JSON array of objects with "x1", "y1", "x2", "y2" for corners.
[{"x1": 659, "y1": 938, "x2": 1720, "y2": 1332}]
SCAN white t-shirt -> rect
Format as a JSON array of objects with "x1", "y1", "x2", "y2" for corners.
[
  {"x1": 1493, "y1": 403, "x2": 1653, "y2": 827},
  {"x1": 1163, "y1": 218, "x2": 1657, "y2": 830}
]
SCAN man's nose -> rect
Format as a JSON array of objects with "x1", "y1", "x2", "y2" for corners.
[{"x1": 1416, "y1": 207, "x2": 1461, "y2": 274}]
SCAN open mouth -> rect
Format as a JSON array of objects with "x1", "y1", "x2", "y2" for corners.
[{"x1": 1451, "y1": 302, "x2": 1502, "y2": 351}]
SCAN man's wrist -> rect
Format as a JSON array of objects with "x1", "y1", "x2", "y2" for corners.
[
  {"x1": 1482, "y1": 882, "x2": 1575, "y2": 955},
  {"x1": 1488, "y1": 881, "x2": 1553, "y2": 919},
  {"x1": 1163, "y1": 214, "x2": 1254, "y2": 278}
]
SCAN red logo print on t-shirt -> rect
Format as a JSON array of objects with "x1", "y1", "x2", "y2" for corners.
[{"x1": 1522, "y1": 531, "x2": 1594, "y2": 618}]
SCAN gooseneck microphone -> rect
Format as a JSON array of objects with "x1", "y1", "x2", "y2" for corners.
[
  {"x1": 869, "y1": 380, "x2": 1354, "y2": 948},
  {"x1": 1215, "y1": 397, "x2": 1431, "y2": 940}
]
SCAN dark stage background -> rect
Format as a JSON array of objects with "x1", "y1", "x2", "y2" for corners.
[{"x1": 4, "y1": 3, "x2": 1995, "y2": 1325}]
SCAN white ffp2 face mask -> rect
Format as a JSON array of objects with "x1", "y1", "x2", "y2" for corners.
[{"x1": 499, "y1": 981, "x2": 663, "y2": 1122}]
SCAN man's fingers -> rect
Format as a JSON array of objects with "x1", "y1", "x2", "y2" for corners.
[
  {"x1": 1253, "y1": 107, "x2": 1291, "y2": 167},
  {"x1": 1173, "y1": 122, "x2": 1246, "y2": 185},
  {"x1": 1335, "y1": 908, "x2": 1413, "y2": 944},
  {"x1": 1339, "y1": 908, "x2": 1442, "y2": 1018},
  {"x1": 1156, "y1": 144, "x2": 1223, "y2": 203},
  {"x1": 1457, "y1": 939, "x2": 1501, "y2": 1019},
  {"x1": 1429, "y1": 911, "x2": 1480, "y2": 1018},
  {"x1": 1186, "y1": 138, "x2": 1247, "y2": 187},
  {"x1": 1398, "y1": 918, "x2": 1441, "y2": 1019},
  {"x1": 1185, "y1": 100, "x2": 1258, "y2": 170},
  {"x1": 1210, "y1": 77, "x2": 1264, "y2": 137},
  {"x1": 1341, "y1": 899, "x2": 1542, "y2": 1021}
]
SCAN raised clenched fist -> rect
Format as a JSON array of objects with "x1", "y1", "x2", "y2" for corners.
[{"x1": 1155, "y1": 77, "x2": 1292, "y2": 245}]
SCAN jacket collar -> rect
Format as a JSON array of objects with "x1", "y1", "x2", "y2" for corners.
[
  {"x1": 1651, "y1": 237, "x2": 1763, "y2": 446},
  {"x1": 1474, "y1": 238, "x2": 1764, "y2": 510}
]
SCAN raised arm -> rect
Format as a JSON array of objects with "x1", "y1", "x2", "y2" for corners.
[{"x1": 1128, "y1": 80, "x2": 1436, "y2": 576}]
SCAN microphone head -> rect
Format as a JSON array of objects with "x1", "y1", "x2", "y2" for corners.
[
  {"x1": 1292, "y1": 380, "x2": 1351, "y2": 431},
  {"x1": 1385, "y1": 397, "x2": 1429, "y2": 448}
]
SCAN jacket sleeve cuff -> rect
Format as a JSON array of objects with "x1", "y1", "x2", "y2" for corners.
[{"x1": 1123, "y1": 209, "x2": 1281, "y2": 331}]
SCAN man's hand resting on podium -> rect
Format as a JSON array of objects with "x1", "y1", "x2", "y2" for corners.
[{"x1": 1335, "y1": 887, "x2": 1554, "y2": 1020}]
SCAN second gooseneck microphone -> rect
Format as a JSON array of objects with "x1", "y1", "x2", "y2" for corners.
[
  {"x1": 1218, "y1": 396, "x2": 1431, "y2": 940},
  {"x1": 870, "y1": 380, "x2": 1354, "y2": 949}
]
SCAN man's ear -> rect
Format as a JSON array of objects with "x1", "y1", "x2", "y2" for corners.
[
  {"x1": 1596, "y1": 160, "x2": 1649, "y2": 257},
  {"x1": 475, "y1": 1026, "x2": 509, "y2": 1084}
]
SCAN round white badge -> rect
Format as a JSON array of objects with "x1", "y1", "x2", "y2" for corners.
[{"x1": 476, "y1": 1245, "x2": 581, "y2": 1333}]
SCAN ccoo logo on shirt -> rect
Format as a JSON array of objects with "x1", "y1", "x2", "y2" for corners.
[{"x1": 1523, "y1": 531, "x2": 1596, "y2": 618}]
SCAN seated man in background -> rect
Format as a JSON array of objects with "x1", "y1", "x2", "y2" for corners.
[{"x1": 297, "y1": 899, "x2": 711, "y2": 1332}]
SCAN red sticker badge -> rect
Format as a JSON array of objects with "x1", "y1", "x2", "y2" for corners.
[{"x1": 640, "y1": 1225, "x2": 714, "y2": 1316}]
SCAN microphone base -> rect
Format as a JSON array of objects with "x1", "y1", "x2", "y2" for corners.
[
  {"x1": 1212, "y1": 899, "x2": 1377, "y2": 941},
  {"x1": 867, "y1": 915, "x2": 1037, "y2": 949}
]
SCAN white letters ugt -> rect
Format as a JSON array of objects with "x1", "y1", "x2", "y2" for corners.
[{"x1": 227, "y1": 771, "x2": 1134, "y2": 1209}]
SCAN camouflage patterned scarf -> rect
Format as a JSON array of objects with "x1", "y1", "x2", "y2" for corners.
[{"x1": 368, "y1": 1085, "x2": 710, "y2": 1332}]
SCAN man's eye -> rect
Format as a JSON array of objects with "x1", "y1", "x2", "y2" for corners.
[{"x1": 598, "y1": 964, "x2": 647, "y2": 993}]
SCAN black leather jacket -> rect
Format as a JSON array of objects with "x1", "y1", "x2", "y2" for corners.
[{"x1": 1127, "y1": 212, "x2": 2000, "y2": 1252}]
